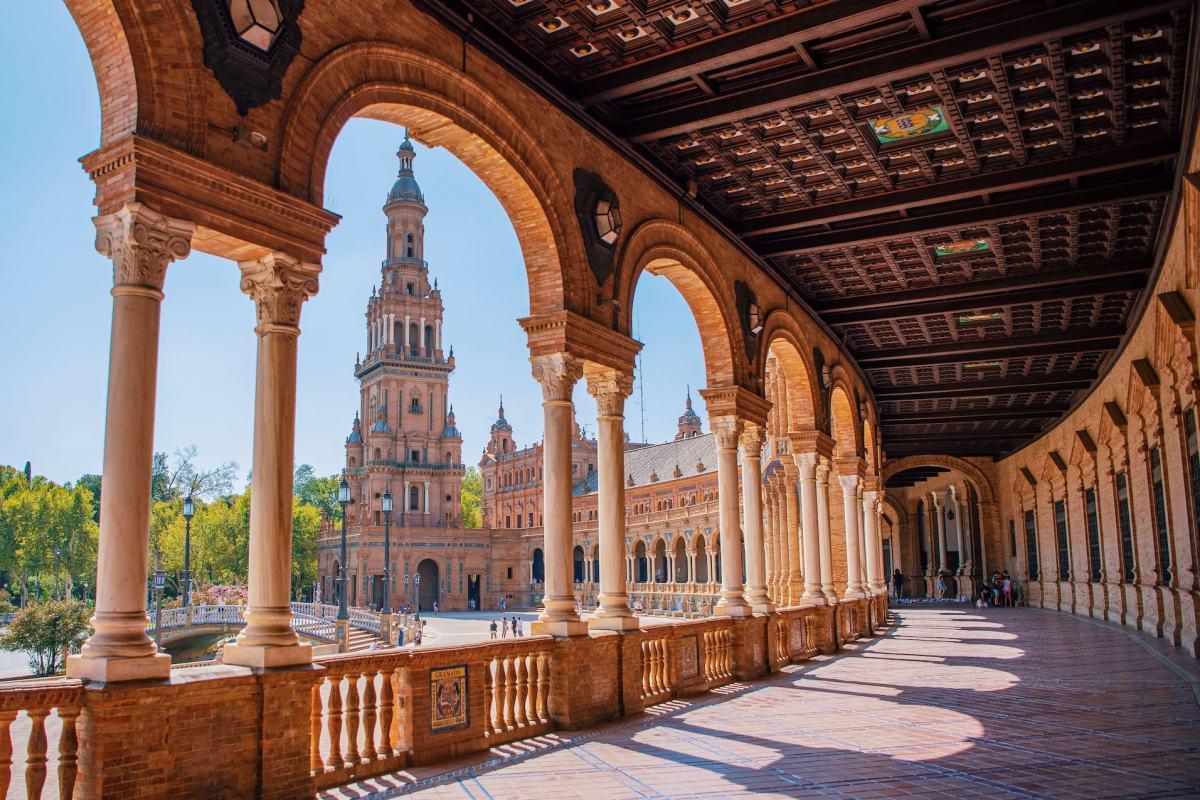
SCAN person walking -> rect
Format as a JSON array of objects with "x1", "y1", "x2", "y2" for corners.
[
  {"x1": 891, "y1": 568, "x2": 904, "y2": 600},
  {"x1": 489, "y1": 619, "x2": 498, "y2": 640},
  {"x1": 515, "y1": 617, "x2": 523, "y2": 637},
  {"x1": 500, "y1": 617, "x2": 508, "y2": 638}
]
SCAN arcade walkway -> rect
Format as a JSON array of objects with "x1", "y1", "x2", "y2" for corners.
[{"x1": 324, "y1": 606, "x2": 1200, "y2": 800}]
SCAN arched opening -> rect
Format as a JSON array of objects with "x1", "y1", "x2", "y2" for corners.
[
  {"x1": 590, "y1": 543, "x2": 599, "y2": 583},
  {"x1": 673, "y1": 537, "x2": 688, "y2": 582},
  {"x1": 634, "y1": 541, "x2": 648, "y2": 583},
  {"x1": 653, "y1": 539, "x2": 668, "y2": 583},
  {"x1": 416, "y1": 558, "x2": 438, "y2": 612},
  {"x1": 572, "y1": 545, "x2": 585, "y2": 583},
  {"x1": 695, "y1": 536, "x2": 709, "y2": 583},
  {"x1": 531, "y1": 548, "x2": 545, "y2": 583}
]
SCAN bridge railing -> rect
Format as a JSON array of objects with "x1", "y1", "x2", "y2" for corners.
[
  {"x1": 348, "y1": 607, "x2": 382, "y2": 634},
  {"x1": 292, "y1": 613, "x2": 336, "y2": 643}
]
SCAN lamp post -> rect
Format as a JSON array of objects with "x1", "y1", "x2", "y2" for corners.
[
  {"x1": 182, "y1": 495, "x2": 195, "y2": 607},
  {"x1": 382, "y1": 489, "x2": 393, "y2": 614},
  {"x1": 337, "y1": 478, "x2": 352, "y2": 620},
  {"x1": 153, "y1": 563, "x2": 166, "y2": 648},
  {"x1": 414, "y1": 573, "x2": 421, "y2": 613}
]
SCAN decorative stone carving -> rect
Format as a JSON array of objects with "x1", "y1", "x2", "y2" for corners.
[
  {"x1": 95, "y1": 203, "x2": 195, "y2": 291},
  {"x1": 738, "y1": 424, "x2": 765, "y2": 456},
  {"x1": 238, "y1": 252, "x2": 321, "y2": 328},
  {"x1": 586, "y1": 370, "x2": 634, "y2": 416},
  {"x1": 531, "y1": 353, "x2": 583, "y2": 402}
]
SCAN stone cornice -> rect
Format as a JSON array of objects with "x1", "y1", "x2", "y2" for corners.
[
  {"x1": 698, "y1": 385, "x2": 771, "y2": 427},
  {"x1": 787, "y1": 429, "x2": 834, "y2": 459},
  {"x1": 519, "y1": 310, "x2": 642, "y2": 374},
  {"x1": 81, "y1": 135, "x2": 340, "y2": 264}
]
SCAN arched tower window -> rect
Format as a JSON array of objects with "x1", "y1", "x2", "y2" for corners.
[{"x1": 406, "y1": 232, "x2": 414, "y2": 258}]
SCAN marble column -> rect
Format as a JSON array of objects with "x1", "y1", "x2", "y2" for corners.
[
  {"x1": 587, "y1": 369, "x2": 638, "y2": 629},
  {"x1": 784, "y1": 470, "x2": 803, "y2": 604},
  {"x1": 740, "y1": 425, "x2": 772, "y2": 613},
  {"x1": 863, "y1": 489, "x2": 884, "y2": 595},
  {"x1": 796, "y1": 452, "x2": 825, "y2": 605},
  {"x1": 69, "y1": 203, "x2": 194, "y2": 683},
  {"x1": 531, "y1": 354, "x2": 587, "y2": 637},
  {"x1": 934, "y1": 493, "x2": 949, "y2": 572},
  {"x1": 953, "y1": 492, "x2": 965, "y2": 574},
  {"x1": 816, "y1": 457, "x2": 837, "y2": 604},
  {"x1": 712, "y1": 417, "x2": 751, "y2": 617},
  {"x1": 840, "y1": 473, "x2": 866, "y2": 599},
  {"x1": 225, "y1": 253, "x2": 320, "y2": 669}
]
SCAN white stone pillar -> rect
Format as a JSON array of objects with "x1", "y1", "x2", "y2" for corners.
[
  {"x1": 419, "y1": 316, "x2": 427, "y2": 356},
  {"x1": 863, "y1": 489, "x2": 884, "y2": 595},
  {"x1": 816, "y1": 457, "x2": 837, "y2": 604},
  {"x1": 784, "y1": 473, "x2": 802, "y2": 604},
  {"x1": 740, "y1": 425, "x2": 771, "y2": 612},
  {"x1": 388, "y1": 313, "x2": 395, "y2": 345},
  {"x1": 840, "y1": 473, "x2": 866, "y2": 599},
  {"x1": 796, "y1": 452, "x2": 825, "y2": 606},
  {"x1": 435, "y1": 318, "x2": 442, "y2": 351},
  {"x1": 423, "y1": 481, "x2": 430, "y2": 515},
  {"x1": 69, "y1": 204, "x2": 193, "y2": 683},
  {"x1": 953, "y1": 493, "x2": 965, "y2": 573},
  {"x1": 404, "y1": 315, "x2": 411, "y2": 350},
  {"x1": 587, "y1": 369, "x2": 638, "y2": 631},
  {"x1": 858, "y1": 483, "x2": 869, "y2": 589},
  {"x1": 531, "y1": 354, "x2": 587, "y2": 636},
  {"x1": 712, "y1": 417, "x2": 751, "y2": 617},
  {"x1": 934, "y1": 493, "x2": 949, "y2": 572},
  {"x1": 224, "y1": 253, "x2": 320, "y2": 668}
]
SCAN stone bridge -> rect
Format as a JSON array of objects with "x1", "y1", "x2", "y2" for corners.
[{"x1": 149, "y1": 603, "x2": 387, "y2": 653}]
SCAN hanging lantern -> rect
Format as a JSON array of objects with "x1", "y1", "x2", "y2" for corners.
[{"x1": 227, "y1": 0, "x2": 283, "y2": 50}]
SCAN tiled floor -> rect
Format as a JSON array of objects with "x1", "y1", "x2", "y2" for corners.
[{"x1": 325, "y1": 607, "x2": 1200, "y2": 799}]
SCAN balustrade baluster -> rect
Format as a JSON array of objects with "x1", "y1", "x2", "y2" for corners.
[
  {"x1": 483, "y1": 659, "x2": 495, "y2": 736},
  {"x1": 26, "y1": 708, "x2": 48, "y2": 799},
  {"x1": 380, "y1": 667, "x2": 395, "y2": 754},
  {"x1": 502, "y1": 658, "x2": 515, "y2": 731},
  {"x1": 58, "y1": 707, "x2": 79, "y2": 800},
  {"x1": 536, "y1": 653, "x2": 549, "y2": 721},
  {"x1": 0, "y1": 710, "x2": 15, "y2": 798},
  {"x1": 640, "y1": 642, "x2": 651, "y2": 697},
  {"x1": 345, "y1": 674, "x2": 361, "y2": 763},
  {"x1": 327, "y1": 676, "x2": 344, "y2": 767},
  {"x1": 362, "y1": 671, "x2": 378, "y2": 760},
  {"x1": 310, "y1": 683, "x2": 324, "y2": 773},
  {"x1": 523, "y1": 655, "x2": 536, "y2": 724},
  {"x1": 512, "y1": 656, "x2": 527, "y2": 727}
]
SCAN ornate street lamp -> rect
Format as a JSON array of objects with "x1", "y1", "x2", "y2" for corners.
[
  {"x1": 182, "y1": 495, "x2": 195, "y2": 607},
  {"x1": 337, "y1": 477, "x2": 352, "y2": 621},
  {"x1": 414, "y1": 573, "x2": 422, "y2": 613},
  {"x1": 153, "y1": 564, "x2": 166, "y2": 648},
  {"x1": 382, "y1": 488, "x2": 393, "y2": 614}
]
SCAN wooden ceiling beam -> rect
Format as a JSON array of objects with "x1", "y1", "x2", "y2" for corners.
[
  {"x1": 855, "y1": 327, "x2": 1125, "y2": 369},
  {"x1": 873, "y1": 371, "x2": 1098, "y2": 400},
  {"x1": 884, "y1": 431, "x2": 1037, "y2": 442},
  {"x1": 884, "y1": 407, "x2": 1068, "y2": 424},
  {"x1": 617, "y1": 0, "x2": 1189, "y2": 141},
  {"x1": 738, "y1": 142, "x2": 1176, "y2": 236},
  {"x1": 819, "y1": 264, "x2": 1149, "y2": 325},
  {"x1": 755, "y1": 177, "x2": 1169, "y2": 256}
]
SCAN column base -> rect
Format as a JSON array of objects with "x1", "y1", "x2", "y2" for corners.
[
  {"x1": 588, "y1": 614, "x2": 640, "y2": 632},
  {"x1": 800, "y1": 593, "x2": 826, "y2": 607},
  {"x1": 222, "y1": 641, "x2": 312, "y2": 669},
  {"x1": 66, "y1": 652, "x2": 171, "y2": 683},
  {"x1": 842, "y1": 587, "x2": 867, "y2": 601},
  {"x1": 750, "y1": 601, "x2": 775, "y2": 614},
  {"x1": 714, "y1": 597, "x2": 752, "y2": 618},
  {"x1": 532, "y1": 618, "x2": 589, "y2": 637}
]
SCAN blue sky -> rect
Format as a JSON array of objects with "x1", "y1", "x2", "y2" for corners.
[{"x1": 0, "y1": 2, "x2": 707, "y2": 486}]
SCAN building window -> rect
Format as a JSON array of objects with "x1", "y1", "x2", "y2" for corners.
[
  {"x1": 505, "y1": 515, "x2": 511, "y2": 529},
  {"x1": 1053, "y1": 499, "x2": 1070, "y2": 582},
  {"x1": 1186, "y1": 408, "x2": 1200, "y2": 550},
  {"x1": 1149, "y1": 446, "x2": 1172, "y2": 585},
  {"x1": 406, "y1": 282, "x2": 414, "y2": 295},
  {"x1": 1116, "y1": 471, "x2": 1136, "y2": 584},
  {"x1": 1008, "y1": 519, "x2": 1017, "y2": 559},
  {"x1": 409, "y1": 486, "x2": 420, "y2": 512},
  {"x1": 1024, "y1": 508, "x2": 1039, "y2": 581},
  {"x1": 528, "y1": 513, "x2": 534, "y2": 527},
  {"x1": 1084, "y1": 488, "x2": 1101, "y2": 583},
  {"x1": 507, "y1": 567, "x2": 513, "y2": 579},
  {"x1": 410, "y1": 449, "x2": 420, "y2": 463}
]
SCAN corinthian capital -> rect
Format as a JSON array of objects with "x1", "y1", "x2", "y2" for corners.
[
  {"x1": 95, "y1": 203, "x2": 195, "y2": 291},
  {"x1": 239, "y1": 252, "x2": 321, "y2": 329},
  {"x1": 709, "y1": 415, "x2": 744, "y2": 451},
  {"x1": 531, "y1": 353, "x2": 583, "y2": 402},
  {"x1": 586, "y1": 369, "x2": 634, "y2": 417},
  {"x1": 738, "y1": 423, "x2": 765, "y2": 457}
]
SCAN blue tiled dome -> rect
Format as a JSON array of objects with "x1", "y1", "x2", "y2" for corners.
[{"x1": 386, "y1": 133, "x2": 424, "y2": 204}]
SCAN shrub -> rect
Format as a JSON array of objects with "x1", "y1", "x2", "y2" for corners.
[{"x1": 1, "y1": 600, "x2": 91, "y2": 676}]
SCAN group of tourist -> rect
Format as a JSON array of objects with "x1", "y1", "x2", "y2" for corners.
[
  {"x1": 488, "y1": 616, "x2": 525, "y2": 639},
  {"x1": 978, "y1": 571, "x2": 1015, "y2": 607}
]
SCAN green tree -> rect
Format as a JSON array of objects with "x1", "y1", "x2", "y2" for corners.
[
  {"x1": 75, "y1": 474, "x2": 102, "y2": 523},
  {"x1": 294, "y1": 465, "x2": 342, "y2": 523},
  {"x1": 461, "y1": 466, "x2": 482, "y2": 529},
  {"x1": 1, "y1": 600, "x2": 91, "y2": 676},
  {"x1": 291, "y1": 499, "x2": 321, "y2": 598}
]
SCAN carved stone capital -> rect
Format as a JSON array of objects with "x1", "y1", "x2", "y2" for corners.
[
  {"x1": 738, "y1": 423, "x2": 765, "y2": 457},
  {"x1": 586, "y1": 370, "x2": 634, "y2": 417},
  {"x1": 838, "y1": 473, "x2": 860, "y2": 492},
  {"x1": 531, "y1": 353, "x2": 583, "y2": 403},
  {"x1": 95, "y1": 203, "x2": 195, "y2": 291},
  {"x1": 709, "y1": 415, "x2": 744, "y2": 451},
  {"x1": 239, "y1": 253, "x2": 321, "y2": 329},
  {"x1": 815, "y1": 456, "x2": 831, "y2": 483}
]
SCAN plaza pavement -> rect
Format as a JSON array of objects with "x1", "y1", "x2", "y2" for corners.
[{"x1": 323, "y1": 605, "x2": 1200, "y2": 800}]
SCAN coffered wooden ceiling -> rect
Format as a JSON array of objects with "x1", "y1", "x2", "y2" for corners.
[{"x1": 419, "y1": 0, "x2": 1199, "y2": 458}]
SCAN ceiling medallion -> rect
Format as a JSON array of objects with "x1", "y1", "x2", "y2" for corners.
[
  {"x1": 191, "y1": 0, "x2": 306, "y2": 116},
  {"x1": 934, "y1": 239, "x2": 991, "y2": 258},
  {"x1": 869, "y1": 107, "x2": 948, "y2": 145}
]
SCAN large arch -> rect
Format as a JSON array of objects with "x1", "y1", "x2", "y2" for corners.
[
  {"x1": 613, "y1": 219, "x2": 744, "y2": 389},
  {"x1": 829, "y1": 383, "x2": 860, "y2": 461},
  {"x1": 277, "y1": 42, "x2": 586, "y2": 317},
  {"x1": 882, "y1": 455, "x2": 997, "y2": 506},
  {"x1": 758, "y1": 311, "x2": 822, "y2": 433}
]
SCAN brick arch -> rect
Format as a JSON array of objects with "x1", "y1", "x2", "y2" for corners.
[
  {"x1": 863, "y1": 417, "x2": 878, "y2": 476},
  {"x1": 829, "y1": 382, "x2": 860, "y2": 461},
  {"x1": 67, "y1": 0, "x2": 209, "y2": 151},
  {"x1": 277, "y1": 42, "x2": 585, "y2": 316},
  {"x1": 760, "y1": 314, "x2": 821, "y2": 432},
  {"x1": 882, "y1": 455, "x2": 997, "y2": 505},
  {"x1": 613, "y1": 219, "x2": 743, "y2": 389}
]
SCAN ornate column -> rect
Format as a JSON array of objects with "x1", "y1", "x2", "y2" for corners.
[
  {"x1": 783, "y1": 468, "x2": 803, "y2": 604},
  {"x1": 933, "y1": 492, "x2": 949, "y2": 572},
  {"x1": 767, "y1": 486, "x2": 782, "y2": 602},
  {"x1": 839, "y1": 472, "x2": 866, "y2": 599},
  {"x1": 816, "y1": 457, "x2": 837, "y2": 604},
  {"x1": 858, "y1": 483, "x2": 869, "y2": 589},
  {"x1": 225, "y1": 253, "x2": 320, "y2": 668},
  {"x1": 795, "y1": 452, "x2": 825, "y2": 606},
  {"x1": 69, "y1": 203, "x2": 194, "y2": 683},
  {"x1": 740, "y1": 425, "x2": 772, "y2": 613},
  {"x1": 531, "y1": 354, "x2": 587, "y2": 636},
  {"x1": 712, "y1": 417, "x2": 751, "y2": 616},
  {"x1": 863, "y1": 488, "x2": 884, "y2": 595},
  {"x1": 953, "y1": 491, "x2": 966, "y2": 573}
]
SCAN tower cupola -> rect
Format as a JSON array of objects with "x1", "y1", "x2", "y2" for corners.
[{"x1": 675, "y1": 386, "x2": 703, "y2": 440}]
